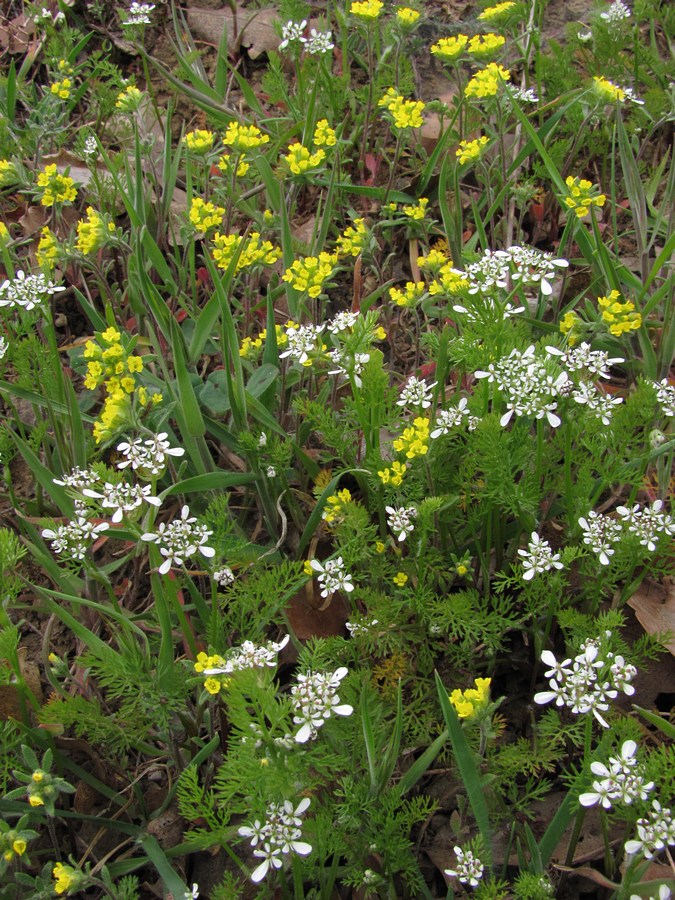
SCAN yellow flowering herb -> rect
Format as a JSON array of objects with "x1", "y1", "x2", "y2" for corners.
[
  {"x1": 36, "y1": 227, "x2": 59, "y2": 269},
  {"x1": 283, "y1": 143, "x2": 326, "y2": 176},
  {"x1": 350, "y1": 0, "x2": 384, "y2": 19},
  {"x1": 115, "y1": 85, "x2": 143, "y2": 112},
  {"x1": 184, "y1": 129, "x2": 215, "y2": 154},
  {"x1": 431, "y1": 34, "x2": 469, "y2": 61},
  {"x1": 76, "y1": 207, "x2": 115, "y2": 254},
  {"x1": 50, "y1": 78, "x2": 72, "y2": 99},
  {"x1": 282, "y1": 252, "x2": 336, "y2": 298},
  {"x1": 417, "y1": 247, "x2": 450, "y2": 273},
  {"x1": 378, "y1": 88, "x2": 426, "y2": 129},
  {"x1": 0, "y1": 160, "x2": 17, "y2": 186},
  {"x1": 456, "y1": 135, "x2": 490, "y2": 164},
  {"x1": 449, "y1": 677, "x2": 491, "y2": 719},
  {"x1": 467, "y1": 33, "x2": 506, "y2": 59},
  {"x1": 53, "y1": 862, "x2": 83, "y2": 896},
  {"x1": 563, "y1": 175, "x2": 606, "y2": 218},
  {"x1": 375, "y1": 540, "x2": 385, "y2": 553},
  {"x1": 393, "y1": 416, "x2": 430, "y2": 459},
  {"x1": 396, "y1": 7, "x2": 421, "y2": 27},
  {"x1": 598, "y1": 290, "x2": 642, "y2": 336},
  {"x1": 465, "y1": 63, "x2": 510, "y2": 99},
  {"x1": 592, "y1": 76, "x2": 625, "y2": 103},
  {"x1": 402, "y1": 197, "x2": 429, "y2": 220},
  {"x1": 393, "y1": 571, "x2": 409, "y2": 586},
  {"x1": 335, "y1": 218, "x2": 369, "y2": 257},
  {"x1": 211, "y1": 232, "x2": 282, "y2": 272},
  {"x1": 223, "y1": 122, "x2": 269, "y2": 152},
  {"x1": 322, "y1": 488, "x2": 353, "y2": 524},
  {"x1": 429, "y1": 263, "x2": 470, "y2": 295},
  {"x1": 28, "y1": 795, "x2": 44, "y2": 807},
  {"x1": 389, "y1": 281, "x2": 426, "y2": 308},
  {"x1": 478, "y1": 1, "x2": 517, "y2": 22},
  {"x1": 314, "y1": 119, "x2": 337, "y2": 147},
  {"x1": 189, "y1": 197, "x2": 225, "y2": 232},
  {"x1": 559, "y1": 311, "x2": 581, "y2": 345},
  {"x1": 217, "y1": 153, "x2": 250, "y2": 177},
  {"x1": 36, "y1": 164, "x2": 77, "y2": 206},
  {"x1": 378, "y1": 460, "x2": 407, "y2": 485}
]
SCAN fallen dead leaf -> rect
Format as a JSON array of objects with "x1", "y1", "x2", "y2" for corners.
[
  {"x1": 186, "y1": 6, "x2": 280, "y2": 60},
  {"x1": 627, "y1": 578, "x2": 675, "y2": 655}
]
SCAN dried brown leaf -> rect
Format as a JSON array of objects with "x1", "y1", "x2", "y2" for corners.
[
  {"x1": 627, "y1": 578, "x2": 675, "y2": 655},
  {"x1": 186, "y1": 6, "x2": 280, "y2": 60}
]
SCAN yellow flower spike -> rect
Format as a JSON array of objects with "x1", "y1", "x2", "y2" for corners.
[
  {"x1": 389, "y1": 282, "x2": 427, "y2": 307},
  {"x1": 467, "y1": 33, "x2": 506, "y2": 59},
  {"x1": 478, "y1": 1, "x2": 517, "y2": 21},
  {"x1": 431, "y1": 34, "x2": 469, "y2": 61},
  {"x1": 36, "y1": 164, "x2": 77, "y2": 207},
  {"x1": 378, "y1": 89, "x2": 426, "y2": 129},
  {"x1": 335, "y1": 218, "x2": 369, "y2": 257},
  {"x1": 189, "y1": 197, "x2": 225, "y2": 232},
  {"x1": 350, "y1": 0, "x2": 384, "y2": 19},
  {"x1": 449, "y1": 677, "x2": 491, "y2": 719},
  {"x1": 283, "y1": 143, "x2": 326, "y2": 175},
  {"x1": 402, "y1": 198, "x2": 429, "y2": 220},
  {"x1": 36, "y1": 226, "x2": 59, "y2": 269},
  {"x1": 563, "y1": 175, "x2": 605, "y2": 219},
  {"x1": 465, "y1": 63, "x2": 510, "y2": 99},
  {"x1": 593, "y1": 76, "x2": 626, "y2": 103},
  {"x1": 456, "y1": 135, "x2": 490, "y2": 165},
  {"x1": 116, "y1": 85, "x2": 143, "y2": 112},
  {"x1": 184, "y1": 129, "x2": 215, "y2": 154},
  {"x1": 313, "y1": 119, "x2": 337, "y2": 147},
  {"x1": 50, "y1": 78, "x2": 72, "y2": 99},
  {"x1": 396, "y1": 7, "x2": 421, "y2": 27},
  {"x1": 223, "y1": 122, "x2": 269, "y2": 152}
]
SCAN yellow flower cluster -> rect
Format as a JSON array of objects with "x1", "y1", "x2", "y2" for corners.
[
  {"x1": 563, "y1": 175, "x2": 606, "y2": 218},
  {"x1": 378, "y1": 88, "x2": 426, "y2": 129},
  {"x1": 403, "y1": 197, "x2": 429, "y2": 220},
  {"x1": 428, "y1": 263, "x2": 470, "y2": 295},
  {"x1": 194, "y1": 651, "x2": 229, "y2": 694},
  {"x1": 314, "y1": 119, "x2": 337, "y2": 147},
  {"x1": 0, "y1": 160, "x2": 16, "y2": 185},
  {"x1": 282, "y1": 252, "x2": 336, "y2": 298},
  {"x1": 36, "y1": 164, "x2": 77, "y2": 206},
  {"x1": 598, "y1": 290, "x2": 642, "y2": 336},
  {"x1": 336, "y1": 218, "x2": 369, "y2": 257},
  {"x1": 456, "y1": 135, "x2": 489, "y2": 164},
  {"x1": 393, "y1": 416, "x2": 430, "y2": 458},
  {"x1": 417, "y1": 247, "x2": 450, "y2": 273},
  {"x1": 449, "y1": 677, "x2": 491, "y2": 718},
  {"x1": 217, "y1": 153, "x2": 250, "y2": 177},
  {"x1": 283, "y1": 143, "x2": 326, "y2": 176},
  {"x1": 189, "y1": 197, "x2": 225, "y2": 232},
  {"x1": 396, "y1": 7, "x2": 421, "y2": 26},
  {"x1": 478, "y1": 1, "x2": 517, "y2": 21},
  {"x1": 559, "y1": 311, "x2": 581, "y2": 345},
  {"x1": 183, "y1": 129, "x2": 215, "y2": 154},
  {"x1": 76, "y1": 207, "x2": 115, "y2": 254},
  {"x1": 467, "y1": 33, "x2": 506, "y2": 58},
  {"x1": 50, "y1": 78, "x2": 72, "y2": 99},
  {"x1": 431, "y1": 34, "x2": 468, "y2": 61},
  {"x1": 378, "y1": 460, "x2": 407, "y2": 485},
  {"x1": 53, "y1": 862, "x2": 82, "y2": 896},
  {"x1": 592, "y1": 76, "x2": 626, "y2": 103},
  {"x1": 115, "y1": 85, "x2": 143, "y2": 112},
  {"x1": 84, "y1": 327, "x2": 158, "y2": 443},
  {"x1": 223, "y1": 122, "x2": 269, "y2": 153},
  {"x1": 465, "y1": 63, "x2": 510, "y2": 98},
  {"x1": 322, "y1": 488, "x2": 353, "y2": 524},
  {"x1": 211, "y1": 232, "x2": 282, "y2": 272},
  {"x1": 350, "y1": 0, "x2": 383, "y2": 19},
  {"x1": 389, "y1": 281, "x2": 426, "y2": 307},
  {"x1": 36, "y1": 227, "x2": 59, "y2": 269},
  {"x1": 240, "y1": 324, "x2": 289, "y2": 358}
]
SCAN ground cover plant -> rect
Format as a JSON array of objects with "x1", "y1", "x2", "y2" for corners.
[{"x1": 0, "y1": 0, "x2": 673, "y2": 896}]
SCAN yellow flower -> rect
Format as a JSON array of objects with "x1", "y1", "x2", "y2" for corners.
[
  {"x1": 375, "y1": 540, "x2": 385, "y2": 553},
  {"x1": 467, "y1": 33, "x2": 506, "y2": 59},
  {"x1": 31, "y1": 770, "x2": 45, "y2": 783},
  {"x1": 592, "y1": 76, "x2": 626, "y2": 103},
  {"x1": 217, "y1": 153, "x2": 250, "y2": 177},
  {"x1": 465, "y1": 63, "x2": 510, "y2": 99},
  {"x1": 350, "y1": 0, "x2": 384, "y2": 19},
  {"x1": 378, "y1": 460, "x2": 407, "y2": 485},
  {"x1": 431, "y1": 34, "x2": 469, "y2": 61},
  {"x1": 478, "y1": 1, "x2": 517, "y2": 22},
  {"x1": 53, "y1": 862, "x2": 82, "y2": 895},
  {"x1": 189, "y1": 197, "x2": 225, "y2": 232},
  {"x1": 393, "y1": 416, "x2": 430, "y2": 459},
  {"x1": 417, "y1": 247, "x2": 450, "y2": 272},
  {"x1": 563, "y1": 175, "x2": 605, "y2": 219},
  {"x1": 559, "y1": 311, "x2": 581, "y2": 345},
  {"x1": 101, "y1": 327, "x2": 121, "y2": 344},
  {"x1": 194, "y1": 651, "x2": 225, "y2": 673},
  {"x1": 449, "y1": 677, "x2": 491, "y2": 719},
  {"x1": 393, "y1": 571, "x2": 408, "y2": 586},
  {"x1": 12, "y1": 838, "x2": 27, "y2": 856},
  {"x1": 314, "y1": 119, "x2": 337, "y2": 147},
  {"x1": 303, "y1": 560, "x2": 314, "y2": 575},
  {"x1": 282, "y1": 252, "x2": 336, "y2": 298},
  {"x1": 239, "y1": 335, "x2": 263, "y2": 358},
  {"x1": 126, "y1": 355, "x2": 143, "y2": 373},
  {"x1": 36, "y1": 164, "x2": 77, "y2": 206},
  {"x1": 115, "y1": 85, "x2": 143, "y2": 112},
  {"x1": 0, "y1": 222, "x2": 9, "y2": 246},
  {"x1": 28, "y1": 795, "x2": 44, "y2": 807},
  {"x1": 456, "y1": 135, "x2": 490, "y2": 164},
  {"x1": 283, "y1": 143, "x2": 326, "y2": 175},
  {"x1": 389, "y1": 281, "x2": 426, "y2": 308},
  {"x1": 77, "y1": 207, "x2": 113, "y2": 254},
  {"x1": 378, "y1": 88, "x2": 425, "y2": 129},
  {"x1": 50, "y1": 78, "x2": 72, "y2": 99},
  {"x1": 222, "y1": 122, "x2": 269, "y2": 152},
  {"x1": 36, "y1": 226, "x2": 59, "y2": 269},
  {"x1": 184, "y1": 129, "x2": 215, "y2": 154},
  {"x1": 0, "y1": 160, "x2": 17, "y2": 186},
  {"x1": 204, "y1": 677, "x2": 222, "y2": 695},
  {"x1": 211, "y1": 232, "x2": 281, "y2": 272},
  {"x1": 396, "y1": 7, "x2": 421, "y2": 27},
  {"x1": 402, "y1": 197, "x2": 429, "y2": 220},
  {"x1": 93, "y1": 393, "x2": 130, "y2": 443},
  {"x1": 597, "y1": 290, "x2": 642, "y2": 336},
  {"x1": 322, "y1": 488, "x2": 352, "y2": 524},
  {"x1": 429, "y1": 263, "x2": 470, "y2": 295},
  {"x1": 335, "y1": 218, "x2": 368, "y2": 257}
]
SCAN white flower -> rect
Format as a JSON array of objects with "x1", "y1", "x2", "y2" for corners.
[
  {"x1": 240, "y1": 798, "x2": 312, "y2": 882},
  {"x1": 203, "y1": 635, "x2": 289, "y2": 676},
  {"x1": 0, "y1": 336, "x2": 7, "y2": 361},
  {"x1": 291, "y1": 667, "x2": 353, "y2": 743},
  {"x1": 616, "y1": 500, "x2": 675, "y2": 553},
  {"x1": 572, "y1": 381, "x2": 623, "y2": 425},
  {"x1": 430, "y1": 398, "x2": 470, "y2": 438},
  {"x1": 579, "y1": 740, "x2": 653, "y2": 809},
  {"x1": 42, "y1": 517, "x2": 109, "y2": 561},
  {"x1": 0, "y1": 270, "x2": 65, "y2": 311},
  {"x1": 310, "y1": 557, "x2": 354, "y2": 598},
  {"x1": 279, "y1": 323, "x2": 324, "y2": 366},
  {"x1": 600, "y1": 0, "x2": 631, "y2": 25},
  {"x1": 306, "y1": 29, "x2": 334, "y2": 54},
  {"x1": 82, "y1": 481, "x2": 161, "y2": 523},
  {"x1": 82, "y1": 135, "x2": 99, "y2": 159},
  {"x1": 122, "y1": 2, "x2": 155, "y2": 26},
  {"x1": 183, "y1": 885, "x2": 199, "y2": 900},
  {"x1": 53, "y1": 467, "x2": 100, "y2": 489},
  {"x1": 278, "y1": 19, "x2": 307, "y2": 51},
  {"x1": 651, "y1": 378, "x2": 675, "y2": 418},
  {"x1": 444, "y1": 846, "x2": 484, "y2": 887},
  {"x1": 546, "y1": 342, "x2": 623, "y2": 379},
  {"x1": 578, "y1": 511, "x2": 622, "y2": 565},
  {"x1": 266, "y1": 466, "x2": 277, "y2": 478},
  {"x1": 213, "y1": 566, "x2": 235, "y2": 587},
  {"x1": 385, "y1": 506, "x2": 417, "y2": 542},
  {"x1": 397, "y1": 375, "x2": 436, "y2": 409},
  {"x1": 327, "y1": 310, "x2": 358, "y2": 333},
  {"x1": 517, "y1": 532, "x2": 564, "y2": 580},
  {"x1": 117, "y1": 432, "x2": 185, "y2": 476},
  {"x1": 141, "y1": 505, "x2": 215, "y2": 575}
]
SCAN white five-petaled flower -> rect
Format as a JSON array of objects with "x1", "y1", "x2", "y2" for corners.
[
  {"x1": 616, "y1": 500, "x2": 675, "y2": 553},
  {"x1": 42, "y1": 517, "x2": 110, "y2": 561},
  {"x1": 625, "y1": 799, "x2": 675, "y2": 860},
  {"x1": 578, "y1": 510, "x2": 622, "y2": 565},
  {"x1": 430, "y1": 398, "x2": 472, "y2": 438},
  {"x1": 310, "y1": 557, "x2": 354, "y2": 598},
  {"x1": 116, "y1": 432, "x2": 185, "y2": 476},
  {"x1": 651, "y1": 378, "x2": 675, "y2": 418},
  {"x1": 517, "y1": 532, "x2": 564, "y2": 580},
  {"x1": 385, "y1": 506, "x2": 417, "y2": 542},
  {"x1": 213, "y1": 566, "x2": 235, "y2": 587},
  {"x1": 444, "y1": 845, "x2": 484, "y2": 887},
  {"x1": 122, "y1": 2, "x2": 155, "y2": 25},
  {"x1": 306, "y1": 29, "x2": 334, "y2": 54},
  {"x1": 291, "y1": 667, "x2": 353, "y2": 743},
  {"x1": 0, "y1": 270, "x2": 65, "y2": 311},
  {"x1": 141, "y1": 505, "x2": 215, "y2": 575},
  {"x1": 202, "y1": 635, "x2": 289, "y2": 676},
  {"x1": 82, "y1": 481, "x2": 161, "y2": 523},
  {"x1": 239, "y1": 798, "x2": 312, "y2": 882},
  {"x1": 579, "y1": 740, "x2": 654, "y2": 809},
  {"x1": 279, "y1": 323, "x2": 325, "y2": 366},
  {"x1": 397, "y1": 375, "x2": 436, "y2": 409},
  {"x1": 278, "y1": 20, "x2": 307, "y2": 51}
]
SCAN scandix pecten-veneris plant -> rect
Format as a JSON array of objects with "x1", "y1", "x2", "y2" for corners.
[{"x1": 0, "y1": 0, "x2": 673, "y2": 896}]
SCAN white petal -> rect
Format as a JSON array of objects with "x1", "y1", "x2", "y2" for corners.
[
  {"x1": 291, "y1": 840, "x2": 312, "y2": 856},
  {"x1": 250, "y1": 859, "x2": 271, "y2": 883}
]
